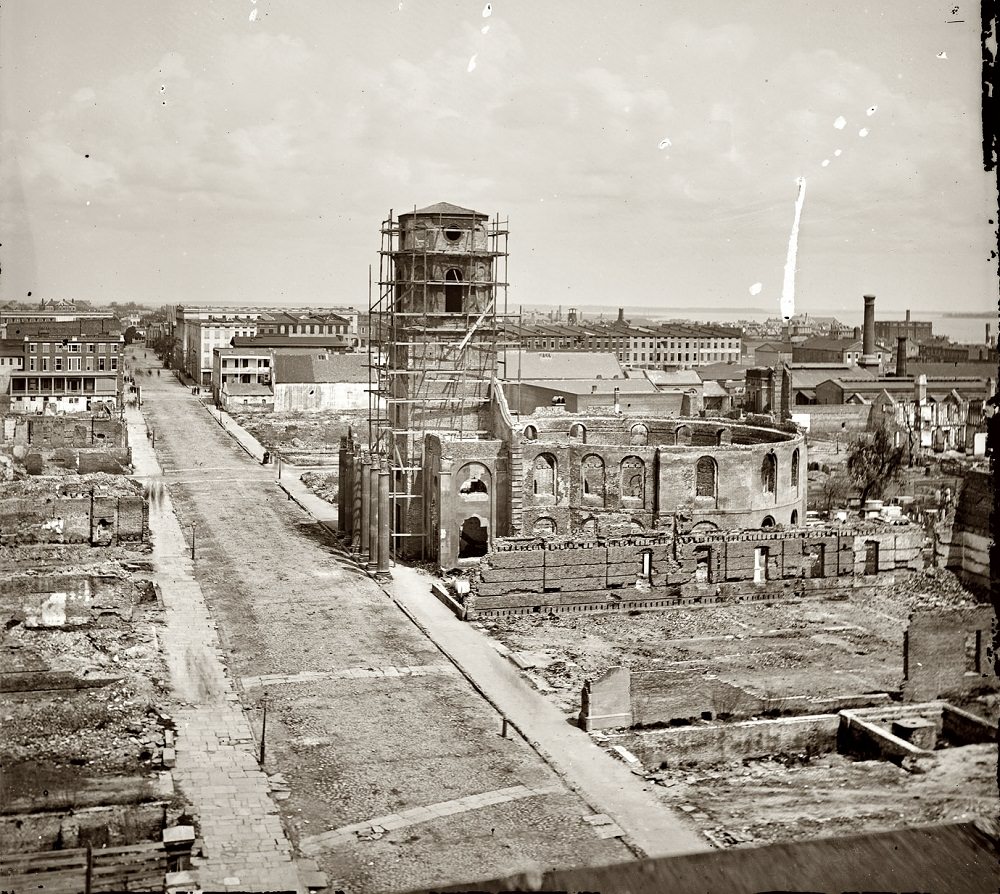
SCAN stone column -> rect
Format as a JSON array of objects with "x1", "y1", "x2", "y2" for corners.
[
  {"x1": 360, "y1": 452, "x2": 372, "y2": 561},
  {"x1": 351, "y1": 446, "x2": 363, "y2": 554},
  {"x1": 377, "y1": 459, "x2": 392, "y2": 579},
  {"x1": 337, "y1": 436, "x2": 348, "y2": 534},
  {"x1": 367, "y1": 463, "x2": 379, "y2": 571}
]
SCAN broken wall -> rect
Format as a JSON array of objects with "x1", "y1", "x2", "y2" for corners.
[
  {"x1": 468, "y1": 524, "x2": 923, "y2": 618},
  {"x1": 0, "y1": 495, "x2": 147, "y2": 545},
  {"x1": 903, "y1": 607, "x2": 998, "y2": 702}
]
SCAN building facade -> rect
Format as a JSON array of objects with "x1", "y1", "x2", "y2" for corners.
[{"x1": 7, "y1": 319, "x2": 123, "y2": 413}]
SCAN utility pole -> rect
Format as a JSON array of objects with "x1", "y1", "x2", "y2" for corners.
[
  {"x1": 259, "y1": 697, "x2": 268, "y2": 765},
  {"x1": 191, "y1": 524, "x2": 196, "y2": 560}
]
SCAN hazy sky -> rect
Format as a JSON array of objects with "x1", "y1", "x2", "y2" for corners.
[{"x1": 1, "y1": 1, "x2": 995, "y2": 320}]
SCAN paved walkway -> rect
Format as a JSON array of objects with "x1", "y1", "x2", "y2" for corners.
[
  {"x1": 299, "y1": 783, "x2": 564, "y2": 856},
  {"x1": 127, "y1": 405, "x2": 302, "y2": 894},
  {"x1": 230, "y1": 425, "x2": 707, "y2": 859}
]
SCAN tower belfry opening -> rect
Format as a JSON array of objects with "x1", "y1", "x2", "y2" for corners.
[{"x1": 368, "y1": 202, "x2": 512, "y2": 559}]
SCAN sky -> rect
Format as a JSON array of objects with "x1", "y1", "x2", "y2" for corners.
[{"x1": 1, "y1": 1, "x2": 996, "y2": 322}]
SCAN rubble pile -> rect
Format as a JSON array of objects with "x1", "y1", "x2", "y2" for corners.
[{"x1": 301, "y1": 470, "x2": 339, "y2": 505}]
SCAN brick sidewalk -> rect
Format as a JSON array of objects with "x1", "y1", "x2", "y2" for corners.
[{"x1": 127, "y1": 405, "x2": 302, "y2": 894}]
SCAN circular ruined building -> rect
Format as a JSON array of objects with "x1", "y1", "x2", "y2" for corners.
[{"x1": 514, "y1": 415, "x2": 807, "y2": 538}]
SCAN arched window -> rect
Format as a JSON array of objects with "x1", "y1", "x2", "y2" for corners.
[
  {"x1": 621, "y1": 456, "x2": 645, "y2": 507},
  {"x1": 522, "y1": 424, "x2": 538, "y2": 441},
  {"x1": 790, "y1": 448, "x2": 800, "y2": 488},
  {"x1": 761, "y1": 515, "x2": 776, "y2": 529},
  {"x1": 762, "y1": 453, "x2": 777, "y2": 495},
  {"x1": 695, "y1": 456, "x2": 717, "y2": 500},
  {"x1": 444, "y1": 268, "x2": 464, "y2": 313},
  {"x1": 581, "y1": 455, "x2": 606, "y2": 506},
  {"x1": 790, "y1": 509, "x2": 799, "y2": 525},
  {"x1": 716, "y1": 428, "x2": 732, "y2": 446},
  {"x1": 630, "y1": 423, "x2": 649, "y2": 446},
  {"x1": 458, "y1": 463, "x2": 490, "y2": 500},
  {"x1": 532, "y1": 453, "x2": 556, "y2": 498},
  {"x1": 674, "y1": 424, "x2": 692, "y2": 446},
  {"x1": 580, "y1": 517, "x2": 598, "y2": 537},
  {"x1": 569, "y1": 422, "x2": 587, "y2": 442},
  {"x1": 533, "y1": 516, "x2": 557, "y2": 536},
  {"x1": 630, "y1": 519, "x2": 645, "y2": 534}
]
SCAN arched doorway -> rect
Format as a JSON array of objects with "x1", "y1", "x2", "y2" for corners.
[{"x1": 459, "y1": 516, "x2": 489, "y2": 558}]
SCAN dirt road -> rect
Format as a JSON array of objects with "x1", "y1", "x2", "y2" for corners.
[{"x1": 130, "y1": 351, "x2": 634, "y2": 893}]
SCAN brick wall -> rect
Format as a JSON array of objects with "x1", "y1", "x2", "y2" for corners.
[
  {"x1": 791, "y1": 404, "x2": 872, "y2": 436},
  {"x1": 467, "y1": 524, "x2": 923, "y2": 618},
  {"x1": 903, "y1": 607, "x2": 998, "y2": 702},
  {"x1": 19, "y1": 416, "x2": 127, "y2": 449},
  {"x1": 0, "y1": 495, "x2": 147, "y2": 546}
]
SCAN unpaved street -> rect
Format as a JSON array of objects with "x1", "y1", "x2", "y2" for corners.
[{"x1": 130, "y1": 351, "x2": 634, "y2": 892}]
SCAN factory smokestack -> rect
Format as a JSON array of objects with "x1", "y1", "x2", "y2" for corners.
[
  {"x1": 896, "y1": 337, "x2": 908, "y2": 377},
  {"x1": 617, "y1": 307, "x2": 625, "y2": 324},
  {"x1": 862, "y1": 294, "x2": 876, "y2": 357}
]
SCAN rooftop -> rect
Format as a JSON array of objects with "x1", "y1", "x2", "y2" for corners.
[
  {"x1": 272, "y1": 352, "x2": 367, "y2": 384},
  {"x1": 498, "y1": 350, "x2": 624, "y2": 381}
]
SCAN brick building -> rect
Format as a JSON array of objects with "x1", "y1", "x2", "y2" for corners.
[{"x1": 7, "y1": 318, "x2": 123, "y2": 414}]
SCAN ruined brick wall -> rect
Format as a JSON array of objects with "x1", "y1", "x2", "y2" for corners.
[
  {"x1": 510, "y1": 415, "x2": 805, "y2": 535},
  {"x1": 21, "y1": 416, "x2": 127, "y2": 449},
  {"x1": 467, "y1": 524, "x2": 923, "y2": 617},
  {"x1": 903, "y1": 607, "x2": 998, "y2": 702},
  {"x1": 518, "y1": 441, "x2": 658, "y2": 537},
  {"x1": 468, "y1": 535, "x2": 684, "y2": 616},
  {"x1": 0, "y1": 498, "x2": 93, "y2": 544},
  {"x1": 0, "y1": 495, "x2": 147, "y2": 545},
  {"x1": 943, "y1": 470, "x2": 991, "y2": 592},
  {"x1": 428, "y1": 435, "x2": 506, "y2": 568}
]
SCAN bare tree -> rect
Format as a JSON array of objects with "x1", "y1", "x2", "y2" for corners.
[
  {"x1": 819, "y1": 472, "x2": 851, "y2": 512},
  {"x1": 846, "y1": 425, "x2": 905, "y2": 506}
]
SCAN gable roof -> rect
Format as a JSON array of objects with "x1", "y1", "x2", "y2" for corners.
[
  {"x1": 794, "y1": 336, "x2": 863, "y2": 351},
  {"x1": 272, "y1": 351, "x2": 367, "y2": 384}
]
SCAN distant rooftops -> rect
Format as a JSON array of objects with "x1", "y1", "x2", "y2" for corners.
[{"x1": 498, "y1": 350, "x2": 624, "y2": 381}]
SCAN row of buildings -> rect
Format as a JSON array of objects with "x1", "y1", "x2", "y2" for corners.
[{"x1": 162, "y1": 306, "x2": 361, "y2": 386}]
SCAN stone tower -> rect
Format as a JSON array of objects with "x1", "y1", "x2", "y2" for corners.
[{"x1": 370, "y1": 202, "x2": 509, "y2": 558}]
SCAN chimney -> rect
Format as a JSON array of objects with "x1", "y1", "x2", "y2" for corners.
[
  {"x1": 853, "y1": 326, "x2": 862, "y2": 341},
  {"x1": 895, "y1": 337, "x2": 907, "y2": 377},
  {"x1": 915, "y1": 374, "x2": 927, "y2": 404},
  {"x1": 905, "y1": 309, "x2": 911, "y2": 323},
  {"x1": 617, "y1": 307, "x2": 625, "y2": 324},
  {"x1": 613, "y1": 386, "x2": 621, "y2": 414},
  {"x1": 862, "y1": 294, "x2": 876, "y2": 356},
  {"x1": 986, "y1": 322, "x2": 992, "y2": 346}
]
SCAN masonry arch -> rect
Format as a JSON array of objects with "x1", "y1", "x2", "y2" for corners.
[
  {"x1": 457, "y1": 463, "x2": 491, "y2": 501},
  {"x1": 761, "y1": 453, "x2": 777, "y2": 496},
  {"x1": 581, "y1": 454, "x2": 606, "y2": 506},
  {"x1": 674, "y1": 424, "x2": 692, "y2": 446},
  {"x1": 630, "y1": 423, "x2": 649, "y2": 446},
  {"x1": 533, "y1": 516, "x2": 557, "y2": 536},
  {"x1": 620, "y1": 456, "x2": 646, "y2": 507},
  {"x1": 522, "y1": 424, "x2": 538, "y2": 441},
  {"x1": 791, "y1": 448, "x2": 800, "y2": 489},
  {"x1": 695, "y1": 455, "x2": 717, "y2": 504},
  {"x1": 532, "y1": 453, "x2": 557, "y2": 499},
  {"x1": 570, "y1": 422, "x2": 587, "y2": 442}
]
